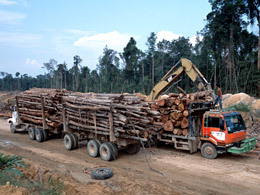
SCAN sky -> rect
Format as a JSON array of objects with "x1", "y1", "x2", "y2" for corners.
[{"x1": 0, "y1": 0, "x2": 212, "y2": 77}]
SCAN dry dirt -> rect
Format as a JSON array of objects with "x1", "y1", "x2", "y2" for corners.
[{"x1": 0, "y1": 119, "x2": 260, "y2": 194}]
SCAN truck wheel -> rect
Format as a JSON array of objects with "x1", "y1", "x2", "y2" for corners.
[
  {"x1": 125, "y1": 143, "x2": 141, "y2": 155},
  {"x1": 107, "y1": 142, "x2": 118, "y2": 160},
  {"x1": 99, "y1": 143, "x2": 113, "y2": 161},
  {"x1": 201, "y1": 142, "x2": 218, "y2": 159},
  {"x1": 91, "y1": 168, "x2": 113, "y2": 180},
  {"x1": 10, "y1": 123, "x2": 16, "y2": 133},
  {"x1": 64, "y1": 134, "x2": 74, "y2": 150},
  {"x1": 28, "y1": 127, "x2": 35, "y2": 140},
  {"x1": 94, "y1": 139, "x2": 102, "y2": 148},
  {"x1": 35, "y1": 129, "x2": 44, "y2": 142},
  {"x1": 42, "y1": 129, "x2": 48, "y2": 141},
  {"x1": 71, "y1": 133, "x2": 79, "y2": 149},
  {"x1": 87, "y1": 140, "x2": 100, "y2": 157}
]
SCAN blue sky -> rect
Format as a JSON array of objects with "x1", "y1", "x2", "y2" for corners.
[{"x1": 0, "y1": 0, "x2": 212, "y2": 76}]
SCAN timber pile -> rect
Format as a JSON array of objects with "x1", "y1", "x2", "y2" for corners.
[
  {"x1": 62, "y1": 93, "x2": 160, "y2": 138},
  {"x1": 16, "y1": 88, "x2": 71, "y2": 127},
  {"x1": 150, "y1": 91, "x2": 213, "y2": 136}
]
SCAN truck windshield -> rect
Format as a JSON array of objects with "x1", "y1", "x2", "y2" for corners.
[{"x1": 224, "y1": 115, "x2": 245, "y2": 133}]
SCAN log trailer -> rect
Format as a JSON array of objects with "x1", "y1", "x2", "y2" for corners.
[
  {"x1": 7, "y1": 89, "x2": 147, "y2": 161},
  {"x1": 148, "y1": 58, "x2": 256, "y2": 159}
]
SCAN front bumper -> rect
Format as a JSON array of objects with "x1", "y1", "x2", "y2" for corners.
[{"x1": 227, "y1": 137, "x2": 256, "y2": 154}]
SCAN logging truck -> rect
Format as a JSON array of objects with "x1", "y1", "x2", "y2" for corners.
[
  {"x1": 8, "y1": 89, "x2": 147, "y2": 161},
  {"x1": 148, "y1": 58, "x2": 256, "y2": 158}
]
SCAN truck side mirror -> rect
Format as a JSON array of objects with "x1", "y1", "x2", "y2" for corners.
[{"x1": 219, "y1": 119, "x2": 224, "y2": 131}]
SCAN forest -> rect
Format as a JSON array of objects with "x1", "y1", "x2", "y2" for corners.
[{"x1": 1, "y1": 0, "x2": 260, "y2": 97}]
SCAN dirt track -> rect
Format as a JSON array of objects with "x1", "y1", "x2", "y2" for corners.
[{"x1": 0, "y1": 119, "x2": 260, "y2": 194}]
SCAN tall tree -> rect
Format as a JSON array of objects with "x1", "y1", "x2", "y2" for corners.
[
  {"x1": 122, "y1": 37, "x2": 142, "y2": 92},
  {"x1": 42, "y1": 59, "x2": 56, "y2": 88},
  {"x1": 73, "y1": 55, "x2": 82, "y2": 91},
  {"x1": 15, "y1": 72, "x2": 20, "y2": 91},
  {"x1": 205, "y1": 0, "x2": 246, "y2": 93},
  {"x1": 244, "y1": 0, "x2": 260, "y2": 96},
  {"x1": 146, "y1": 32, "x2": 157, "y2": 85},
  {"x1": 97, "y1": 47, "x2": 121, "y2": 93}
]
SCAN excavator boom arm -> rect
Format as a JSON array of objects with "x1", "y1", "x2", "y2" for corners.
[{"x1": 148, "y1": 58, "x2": 212, "y2": 100}]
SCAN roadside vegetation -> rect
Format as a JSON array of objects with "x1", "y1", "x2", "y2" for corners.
[
  {"x1": 0, "y1": 153, "x2": 64, "y2": 195},
  {"x1": 227, "y1": 103, "x2": 251, "y2": 112}
]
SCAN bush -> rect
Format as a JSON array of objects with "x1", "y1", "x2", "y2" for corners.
[
  {"x1": 0, "y1": 153, "x2": 26, "y2": 176},
  {"x1": 227, "y1": 103, "x2": 251, "y2": 112},
  {"x1": 0, "y1": 153, "x2": 64, "y2": 194}
]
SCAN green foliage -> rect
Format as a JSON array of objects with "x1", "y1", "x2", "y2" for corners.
[
  {"x1": 0, "y1": 153, "x2": 26, "y2": 177},
  {"x1": 0, "y1": 1, "x2": 259, "y2": 96},
  {"x1": 227, "y1": 103, "x2": 251, "y2": 112},
  {"x1": 0, "y1": 153, "x2": 63, "y2": 194}
]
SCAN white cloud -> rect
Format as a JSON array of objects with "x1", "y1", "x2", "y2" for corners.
[
  {"x1": 157, "y1": 31, "x2": 182, "y2": 42},
  {"x1": 0, "y1": 0, "x2": 28, "y2": 7},
  {"x1": 26, "y1": 58, "x2": 38, "y2": 65},
  {"x1": 0, "y1": 31, "x2": 42, "y2": 48},
  {"x1": 64, "y1": 29, "x2": 92, "y2": 35},
  {"x1": 189, "y1": 35, "x2": 203, "y2": 46},
  {"x1": 0, "y1": 0, "x2": 17, "y2": 5},
  {"x1": 0, "y1": 10, "x2": 26, "y2": 24},
  {"x1": 74, "y1": 31, "x2": 136, "y2": 53}
]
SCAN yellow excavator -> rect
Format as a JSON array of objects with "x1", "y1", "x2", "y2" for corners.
[{"x1": 147, "y1": 58, "x2": 213, "y2": 100}]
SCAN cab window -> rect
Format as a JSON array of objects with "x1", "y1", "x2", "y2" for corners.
[{"x1": 207, "y1": 117, "x2": 219, "y2": 128}]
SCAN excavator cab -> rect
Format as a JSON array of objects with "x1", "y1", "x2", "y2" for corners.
[{"x1": 148, "y1": 58, "x2": 214, "y2": 100}]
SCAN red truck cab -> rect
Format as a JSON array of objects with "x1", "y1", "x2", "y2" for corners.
[{"x1": 200, "y1": 110, "x2": 255, "y2": 158}]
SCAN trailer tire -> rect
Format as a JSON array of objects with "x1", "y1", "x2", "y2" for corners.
[
  {"x1": 94, "y1": 139, "x2": 102, "y2": 148},
  {"x1": 91, "y1": 168, "x2": 113, "y2": 180},
  {"x1": 10, "y1": 123, "x2": 16, "y2": 133},
  {"x1": 201, "y1": 142, "x2": 218, "y2": 159},
  {"x1": 125, "y1": 143, "x2": 140, "y2": 155},
  {"x1": 87, "y1": 140, "x2": 100, "y2": 157},
  {"x1": 42, "y1": 129, "x2": 48, "y2": 141},
  {"x1": 64, "y1": 134, "x2": 74, "y2": 150},
  {"x1": 99, "y1": 143, "x2": 113, "y2": 161},
  {"x1": 28, "y1": 127, "x2": 35, "y2": 140},
  {"x1": 71, "y1": 133, "x2": 79, "y2": 149},
  {"x1": 35, "y1": 129, "x2": 44, "y2": 142},
  {"x1": 107, "y1": 142, "x2": 118, "y2": 160}
]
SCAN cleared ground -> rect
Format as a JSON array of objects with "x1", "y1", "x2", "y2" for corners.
[{"x1": 0, "y1": 119, "x2": 260, "y2": 195}]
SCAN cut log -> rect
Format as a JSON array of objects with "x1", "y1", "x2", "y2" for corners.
[
  {"x1": 168, "y1": 93, "x2": 179, "y2": 98},
  {"x1": 170, "y1": 111, "x2": 179, "y2": 120},
  {"x1": 161, "y1": 115, "x2": 169, "y2": 123},
  {"x1": 178, "y1": 103, "x2": 185, "y2": 111},
  {"x1": 182, "y1": 129, "x2": 188, "y2": 136},
  {"x1": 181, "y1": 117, "x2": 189, "y2": 129},
  {"x1": 156, "y1": 99, "x2": 166, "y2": 107},
  {"x1": 174, "y1": 99, "x2": 180, "y2": 105},
  {"x1": 183, "y1": 110, "x2": 189, "y2": 117},
  {"x1": 163, "y1": 120, "x2": 174, "y2": 132},
  {"x1": 150, "y1": 103, "x2": 159, "y2": 111},
  {"x1": 175, "y1": 121, "x2": 181, "y2": 127},
  {"x1": 166, "y1": 98, "x2": 175, "y2": 107},
  {"x1": 178, "y1": 93, "x2": 185, "y2": 99},
  {"x1": 173, "y1": 128, "x2": 180, "y2": 135},
  {"x1": 177, "y1": 129, "x2": 182, "y2": 136}
]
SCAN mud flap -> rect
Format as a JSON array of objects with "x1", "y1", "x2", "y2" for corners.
[
  {"x1": 227, "y1": 137, "x2": 256, "y2": 154},
  {"x1": 188, "y1": 140, "x2": 198, "y2": 153}
]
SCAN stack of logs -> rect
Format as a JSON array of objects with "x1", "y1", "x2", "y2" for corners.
[
  {"x1": 62, "y1": 93, "x2": 160, "y2": 138},
  {"x1": 150, "y1": 91, "x2": 213, "y2": 136},
  {"x1": 16, "y1": 88, "x2": 71, "y2": 127}
]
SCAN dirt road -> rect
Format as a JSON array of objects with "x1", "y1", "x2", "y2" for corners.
[{"x1": 0, "y1": 119, "x2": 259, "y2": 195}]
